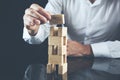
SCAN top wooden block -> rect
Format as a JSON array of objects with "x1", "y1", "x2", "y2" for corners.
[{"x1": 50, "y1": 14, "x2": 65, "y2": 25}]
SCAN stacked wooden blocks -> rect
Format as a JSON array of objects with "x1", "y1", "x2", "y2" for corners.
[{"x1": 47, "y1": 14, "x2": 68, "y2": 76}]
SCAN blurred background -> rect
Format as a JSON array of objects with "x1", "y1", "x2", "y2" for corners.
[{"x1": 0, "y1": 0, "x2": 48, "y2": 80}]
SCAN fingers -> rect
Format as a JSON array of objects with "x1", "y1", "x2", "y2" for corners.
[
  {"x1": 67, "y1": 40, "x2": 83, "y2": 57},
  {"x1": 23, "y1": 14, "x2": 40, "y2": 26},
  {"x1": 23, "y1": 3, "x2": 51, "y2": 27},
  {"x1": 23, "y1": 4, "x2": 51, "y2": 35},
  {"x1": 67, "y1": 50, "x2": 83, "y2": 57},
  {"x1": 25, "y1": 8, "x2": 47, "y2": 24},
  {"x1": 30, "y1": 4, "x2": 51, "y2": 20}
]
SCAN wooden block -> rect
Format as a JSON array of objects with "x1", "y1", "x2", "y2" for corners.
[
  {"x1": 50, "y1": 14, "x2": 65, "y2": 25},
  {"x1": 50, "y1": 26, "x2": 67, "y2": 37},
  {"x1": 58, "y1": 27, "x2": 67, "y2": 37},
  {"x1": 50, "y1": 26, "x2": 58, "y2": 36},
  {"x1": 48, "y1": 36, "x2": 67, "y2": 46},
  {"x1": 47, "y1": 64, "x2": 52, "y2": 73},
  {"x1": 48, "y1": 36, "x2": 63, "y2": 46},
  {"x1": 48, "y1": 45, "x2": 67, "y2": 55},
  {"x1": 47, "y1": 64, "x2": 55, "y2": 73},
  {"x1": 48, "y1": 45, "x2": 58, "y2": 55},
  {"x1": 62, "y1": 72, "x2": 67, "y2": 80},
  {"x1": 48, "y1": 46, "x2": 53, "y2": 55},
  {"x1": 57, "y1": 46, "x2": 67, "y2": 55},
  {"x1": 48, "y1": 55, "x2": 64, "y2": 64},
  {"x1": 58, "y1": 63, "x2": 68, "y2": 74},
  {"x1": 62, "y1": 54, "x2": 67, "y2": 63}
]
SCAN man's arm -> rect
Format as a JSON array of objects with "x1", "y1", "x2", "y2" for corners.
[
  {"x1": 91, "y1": 41, "x2": 120, "y2": 58},
  {"x1": 67, "y1": 40, "x2": 93, "y2": 57},
  {"x1": 67, "y1": 40, "x2": 120, "y2": 58},
  {"x1": 23, "y1": 0, "x2": 63, "y2": 44}
]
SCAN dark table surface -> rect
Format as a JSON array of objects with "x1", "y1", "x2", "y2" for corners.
[{"x1": 23, "y1": 57, "x2": 120, "y2": 80}]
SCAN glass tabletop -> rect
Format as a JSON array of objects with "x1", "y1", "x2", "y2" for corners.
[{"x1": 23, "y1": 57, "x2": 120, "y2": 80}]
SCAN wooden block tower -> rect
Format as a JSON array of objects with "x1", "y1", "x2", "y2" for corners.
[{"x1": 47, "y1": 14, "x2": 67, "y2": 75}]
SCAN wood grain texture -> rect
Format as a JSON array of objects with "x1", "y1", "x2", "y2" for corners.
[{"x1": 50, "y1": 14, "x2": 65, "y2": 25}]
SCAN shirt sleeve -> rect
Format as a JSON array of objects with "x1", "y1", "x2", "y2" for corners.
[
  {"x1": 23, "y1": 23, "x2": 50, "y2": 44},
  {"x1": 23, "y1": 0, "x2": 62, "y2": 44},
  {"x1": 91, "y1": 41, "x2": 120, "y2": 58}
]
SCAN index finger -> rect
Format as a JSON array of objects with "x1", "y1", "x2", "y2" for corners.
[{"x1": 30, "y1": 4, "x2": 51, "y2": 20}]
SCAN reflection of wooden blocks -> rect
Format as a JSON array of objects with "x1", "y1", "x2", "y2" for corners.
[
  {"x1": 50, "y1": 14, "x2": 65, "y2": 25},
  {"x1": 58, "y1": 63, "x2": 67, "y2": 74},
  {"x1": 48, "y1": 36, "x2": 67, "y2": 46},
  {"x1": 62, "y1": 72, "x2": 67, "y2": 80},
  {"x1": 50, "y1": 26, "x2": 67, "y2": 37}
]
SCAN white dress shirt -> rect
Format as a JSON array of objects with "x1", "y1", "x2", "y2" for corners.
[{"x1": 23, "y1": 0, "x2": 120, "y2": 58}]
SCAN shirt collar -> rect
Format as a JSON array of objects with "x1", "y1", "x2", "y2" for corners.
[{"x1": 84, "y1": 0, "x2": 102, "y2": 7}]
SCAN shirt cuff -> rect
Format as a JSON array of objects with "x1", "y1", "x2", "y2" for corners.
[
  {"x1": 91, "y1": 42, "x2": 110, "y2": 57},
  {"x1": 29, "y1": 25, "x2": 46, "y2": 44}
]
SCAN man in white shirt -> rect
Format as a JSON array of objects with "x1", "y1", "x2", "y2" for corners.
[{"x1": 23, "y1": 0, "x2": 120, "y2": 58}]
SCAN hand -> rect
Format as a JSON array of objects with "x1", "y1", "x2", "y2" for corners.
[
  {"x1": 23, "y1": 4, "x2": 51, "y2": 36},
  {"x1": 67, "y1": 40, "x2": 93, "y2": 57}
]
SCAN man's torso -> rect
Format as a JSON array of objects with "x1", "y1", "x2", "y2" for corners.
[{"x1": 61, "y1": 0, "x2": 120, "y2": 44}]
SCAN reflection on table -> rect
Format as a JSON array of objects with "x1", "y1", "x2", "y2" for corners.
[{"x1": 24, "y1": 57, "x2": 120, "y2": 80}]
